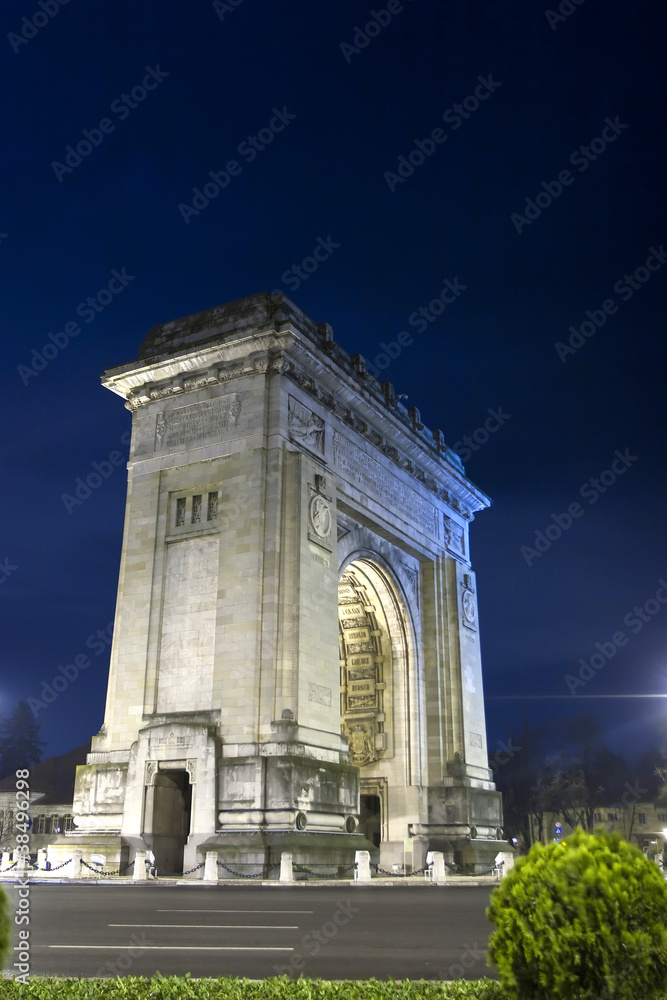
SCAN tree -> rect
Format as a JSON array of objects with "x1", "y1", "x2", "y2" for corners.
[
  {"x1": 0, "y1": 701, "x2": 45, "y2": 779},
  {"x1": 488, "y1": 830, "x2": 667, "y2": 1000}
]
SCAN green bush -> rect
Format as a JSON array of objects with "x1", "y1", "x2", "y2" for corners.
[
  {"x1": 0, "y1": 883, "x2": 9, "y2": 972},
  {"x1": 487, "y1": 829, "x2": 667, "y2": 1000}
]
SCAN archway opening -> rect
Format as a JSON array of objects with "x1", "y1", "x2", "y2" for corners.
[
  {"x1": 146, "y1": 769, "x2": 192, "y2": 874},
  {"x1": 360, "y1": 794, "x2": 381, "y2": 847}
]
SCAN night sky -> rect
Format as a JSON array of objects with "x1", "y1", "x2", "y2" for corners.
[{"x1": 2, "y1": 0, "x2": 666, "y2": 767}]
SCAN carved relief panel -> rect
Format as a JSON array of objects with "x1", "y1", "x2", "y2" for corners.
[{"x1": 338, "y1": 573, "x2": 388, "y2": 766}]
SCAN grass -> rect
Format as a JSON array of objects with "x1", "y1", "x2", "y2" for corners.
[{"x1": 0, "y1": 975, "x2": 509, "y2": 998}]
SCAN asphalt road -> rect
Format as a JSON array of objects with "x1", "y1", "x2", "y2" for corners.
[{"x1": 3, "y1": 882, "x2": 497, "y2": 981}]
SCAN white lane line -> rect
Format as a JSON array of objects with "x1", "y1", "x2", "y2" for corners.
[
  {"x1": 157, "y1": 909, "x2": 313, "y2": 913},
  {"x1": 49, "y1": 945, "x2": 294, "y2": 952},
  {"x1": 109, "y1": 923, "x2": 298, "y2": 929}
]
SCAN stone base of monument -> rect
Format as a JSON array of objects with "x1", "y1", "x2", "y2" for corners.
[
  {"x1": 46, "y1": 834, "x2": 129, "y2": 876},
  {"x1": 196, "y1": 831, "x2": 378, "y2": 879}
]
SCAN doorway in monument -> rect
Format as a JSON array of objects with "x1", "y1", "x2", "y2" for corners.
[
  {"x1": 146, "y1": 769, "x2": 192, "y2": 874},
  {"x1": 339, "y1": 558, "x2": 409, "y2": 856},
  {"x1": 360, "y1": 794, "x2": 381, "y2": 847}
]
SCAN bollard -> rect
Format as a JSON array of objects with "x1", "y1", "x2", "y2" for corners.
[
  {"x1": 431, "y1": 851, "x2": 446, "y2": 884},
  {"x1": 203, "y1": 851, "x2": 219, "y2": 882},
  {"x1": 37, "y1": 849, "x2": 47, "y2": 872},
  {"x1": 280, "y1": 851, "x2": 293, "y2": 883},
  {"x1": 14, "y1": 852, "x2": 28, "y2": 873},
  {"x1": 69, "y1": 850, "x2": 83, "y2": 878},
  {"x1": 500, "y1": 852, "x2": 515, "y2": 877},
  {"x1": 354, "y1": 850, "x2": 372, "y2": 883},
  {"x1": 133, "y1": 850, "x2": 147, "y2": 880},
  {"x1": 1, "y1": 851, "x2": 11, "y2": 871}
]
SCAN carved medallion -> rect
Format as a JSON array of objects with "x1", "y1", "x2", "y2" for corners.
[{"x1": 309, "y1": 495, "x2": 331, "y2": 539}]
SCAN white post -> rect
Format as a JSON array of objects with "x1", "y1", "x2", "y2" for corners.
[
  {"x1": 37, "y1": 849, "x2": 47, "y2": 872},
  {"x1": 431, "y1": 851, "x2": 446, "y2": 884},
  {"x1": 500, "y1": 852, "x2": 515, "y2": 877},
  {"x1": 1, "y1": 851, "x2": 11, "y2": 871},
  {"x1": 280, "y1": 851, "x2": 293, "y2": 883},
  {"x1": 14, "y1": 853, "x2": 28, "y2": 873},
  {"x1": 203, "y1": 851, "x2": 219, "y2": 882},
  {"x1": 354, "y1": 850, "x2": 372, "y2": 883},
  {"x1": 133, "y1": 850, "x2": 147, "y2": 880},
  {"x1": 69, "y1": 850, "x2": 83, "y2": 878}
]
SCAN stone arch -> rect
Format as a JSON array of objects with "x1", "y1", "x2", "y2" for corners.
[{"x1": 338, "y1": 539, "x2": 425, "y2": 792}]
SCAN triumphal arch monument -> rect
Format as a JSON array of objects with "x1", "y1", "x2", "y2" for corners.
[{"x1": 52, "y1": 291, "x2": 505, "y2": 875}]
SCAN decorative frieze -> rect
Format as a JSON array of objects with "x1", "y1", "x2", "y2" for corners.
[
  {"x1": 154, "y1": 395, "x2": 241, "y2": 452},
  {"x1": 333, "y1": 432, "x2": 440, "y2": 541},
  {"x1": 288, "y1": 395, "x2": 325, "y2": 455}
]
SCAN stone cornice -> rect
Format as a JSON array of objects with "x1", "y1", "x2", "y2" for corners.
[{"x1": 101, "y1": 294, "x2": 490, "y2": 518}]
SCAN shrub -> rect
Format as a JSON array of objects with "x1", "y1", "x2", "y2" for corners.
[
  {"x1": 0, "y1": 883, "x2": 9, "y2": 971},
  {"x1": 487, "y1": 829, "x2": 667, "y2": 1000}
]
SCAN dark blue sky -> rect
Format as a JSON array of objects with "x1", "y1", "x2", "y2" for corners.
[{"x1": 2, "y1": 0, "x2": 666, "y2": 764}]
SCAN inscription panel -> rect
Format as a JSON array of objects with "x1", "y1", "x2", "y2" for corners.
[
  {"x1": 155, "y1": 394, "x2": 241, "y2": 451},
  {"x1": 333, "y1": 432, "x2": 439, "y2": 540}
]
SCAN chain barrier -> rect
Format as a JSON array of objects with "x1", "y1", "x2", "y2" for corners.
[
  {"x1": 216, "y1": 862, "x2": 279, "y2": 879},
  {"x1": 80, "y1": 859, "x2": 135, "y2": 876},
  {"x1": 40, "y1": 858, "x2": 74, "y2": 871},
  {"x1": 0, "y1": 861, "x2": 18, "y2": 872},
  {"x1": 155, "y1": 861, "x2": 205, "y2": 877},
  {"x1": 443, "y1": 861, "x2": 500, "y2": 877},
  {"x1": 293, "y1": 864, "x2": 357, "y2": 879},
  {"x1": 372, "y1": 864, "x2": 430, "y2": 878}
]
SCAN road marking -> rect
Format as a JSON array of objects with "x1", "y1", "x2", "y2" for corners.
[
  {"x1": 49, "y1": 945, "x2": 294, "y2": 952},
  {"x1": 109, "y1": 923, "x2": 299, "y2": 929},
  {"x1": 157, "y1": 909, "x2": 313, "y2": 913}
]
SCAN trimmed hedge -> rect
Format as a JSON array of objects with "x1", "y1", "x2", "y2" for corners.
[
  {"x1": 0, "y1": 976, "x2": 508, "y2": 999},
  {"x1": 0, "y1": 885, "x2": 9, "y2": 973},
  {"x1": 487, "y1": 829, "x2": 667, "y2": 1000}
]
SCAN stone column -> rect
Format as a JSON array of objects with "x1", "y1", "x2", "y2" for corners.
[
  {"x1": 203, "y1": 851, "x2": 219, "y2": 882},
  {"x1": 133, "y1": 850, "x2": 147, "y2": 880},
  {"x1": 280, "y1": 852, "x2": 293, "y2": 883},
  {"x1": 500, "y1": 852, "x2": 515, "y2": 877},
  {"x1": 69, "y1": 850, "x2": 83, "y2": 878},
  {"x1": 355, "y1": 850, "x2": 371, "y2": 883},
  {"x1": 431, "y1": 851, "x2": 446, "y2": 884}
]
